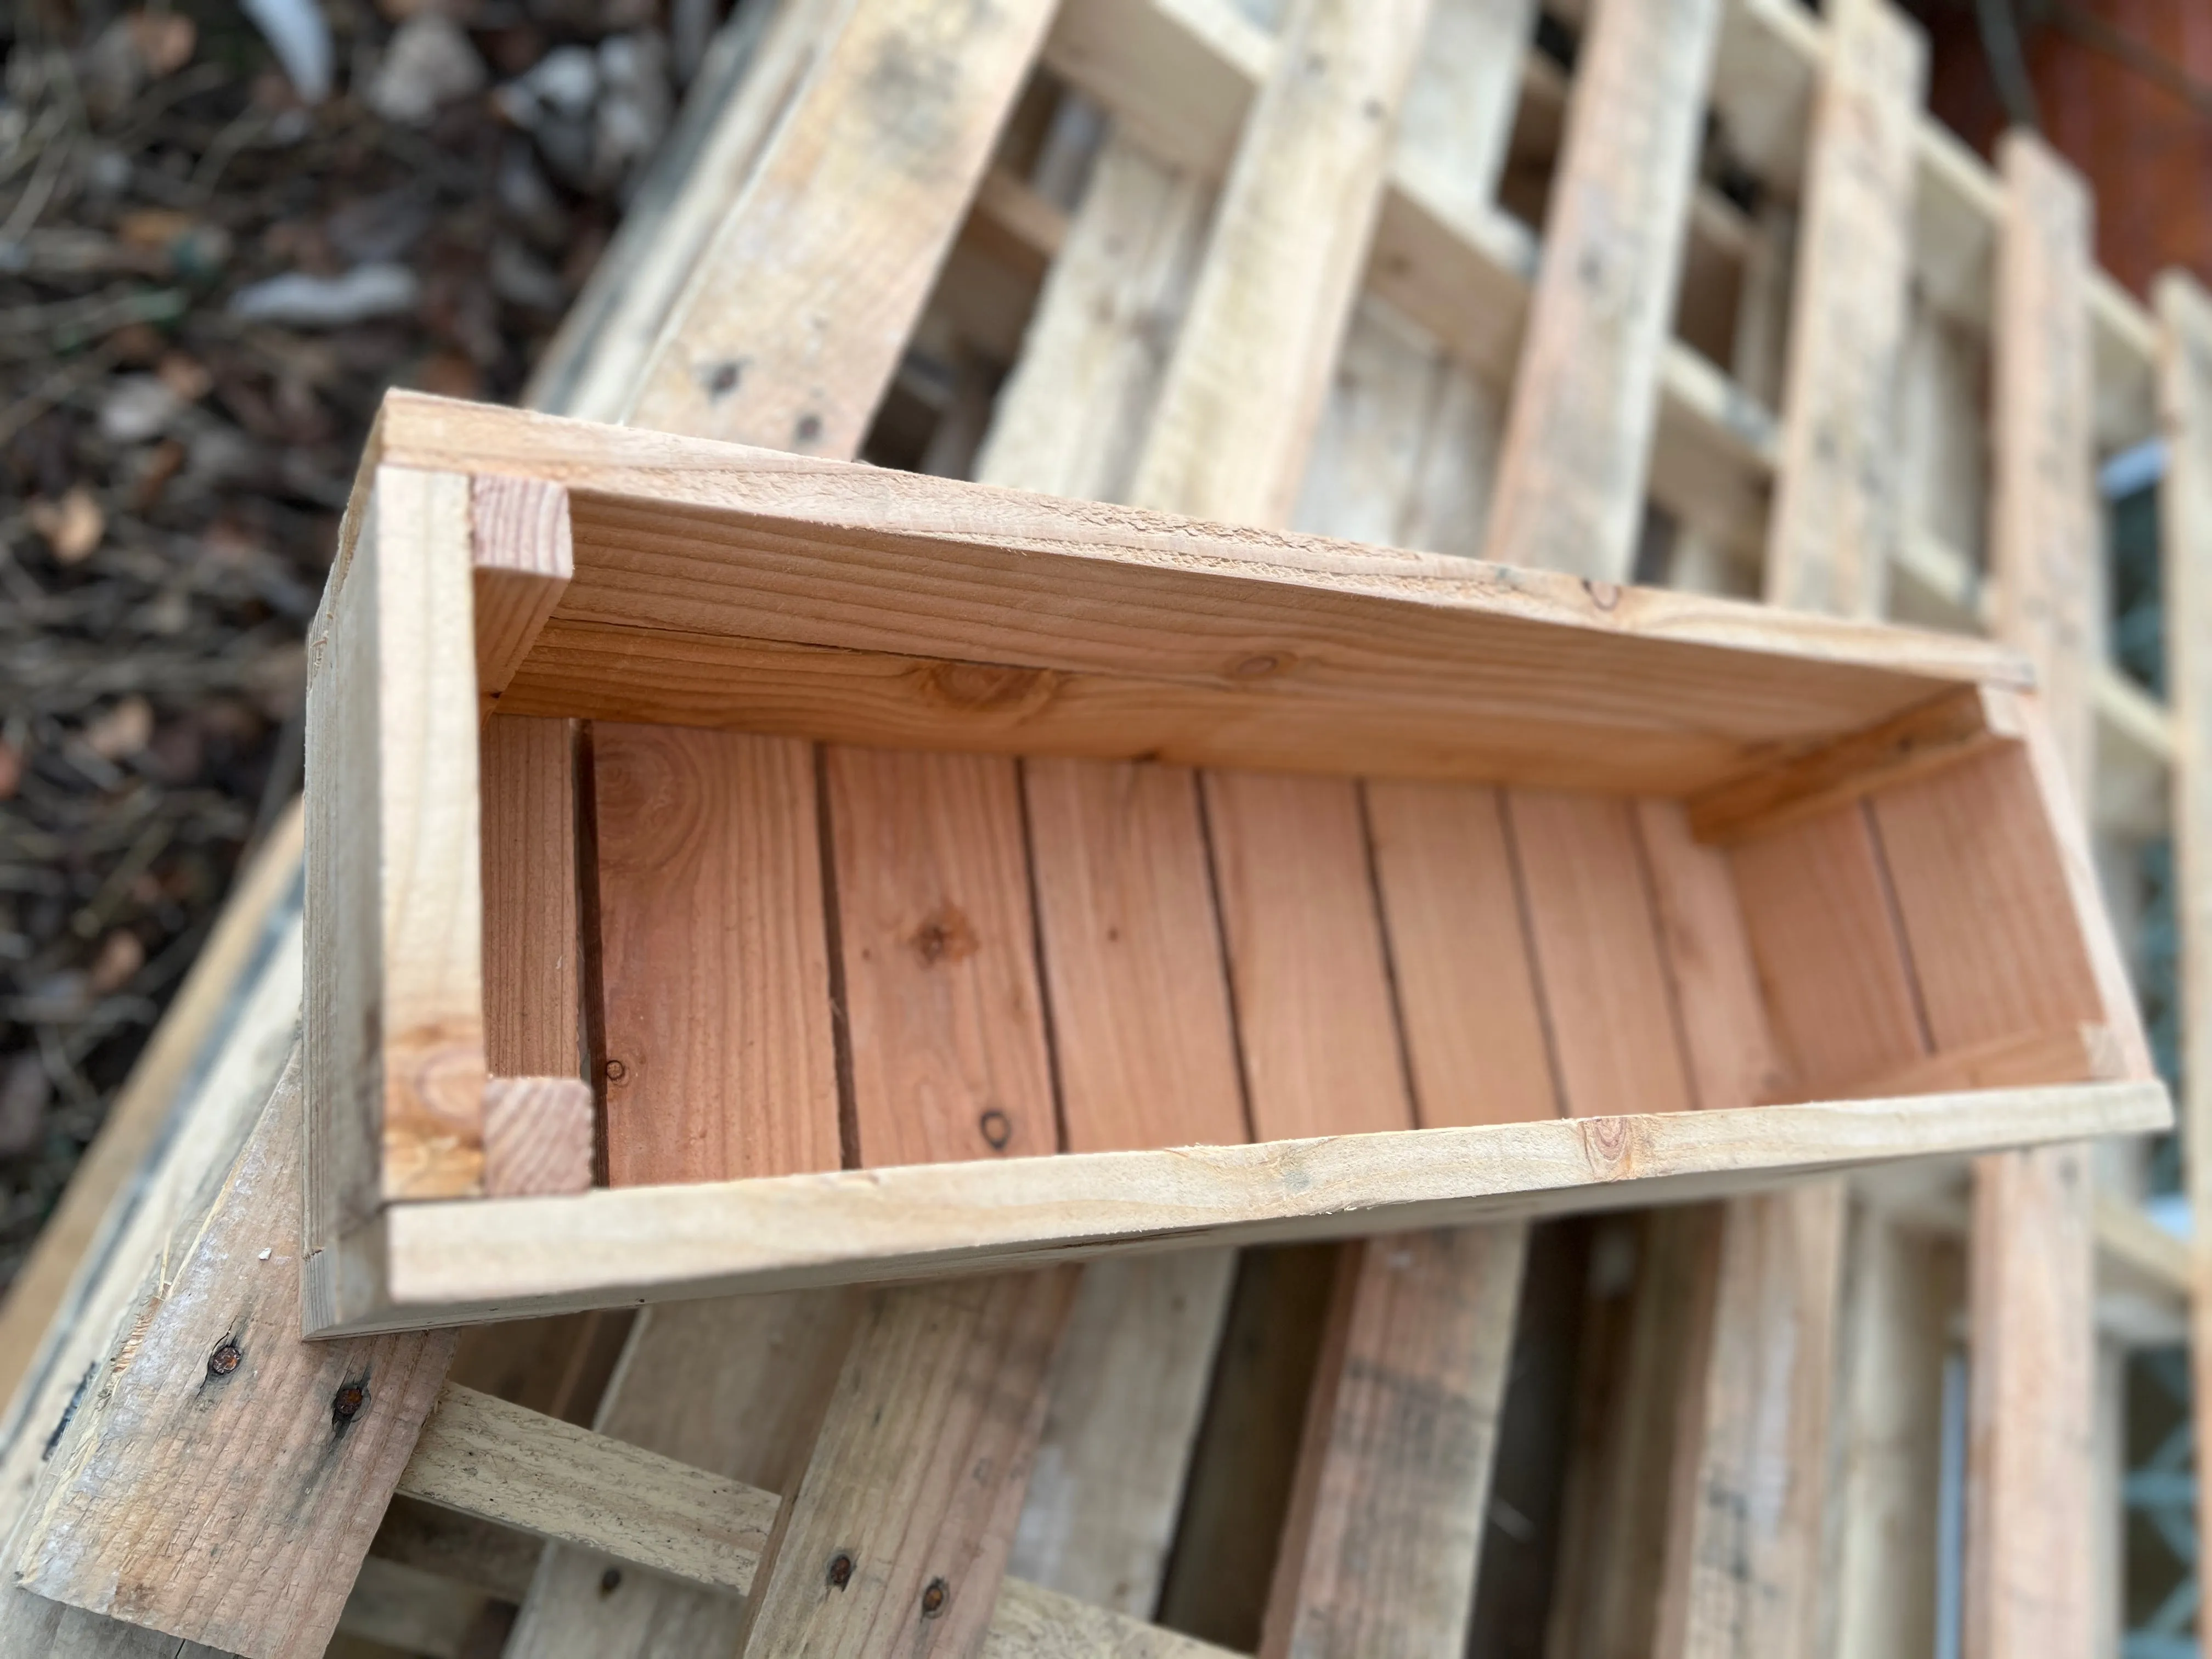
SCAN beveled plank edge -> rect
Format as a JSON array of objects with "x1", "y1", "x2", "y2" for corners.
[
  {"x1": 1686, "y1": 683, "x2": 2023, "y2": 844},
  {"x1": 368, "y1": 391, "x2": 2029, "y2": 692},
  {"x1": 302, "y1": 1082, "x2": 2169, "y2": 1336}
]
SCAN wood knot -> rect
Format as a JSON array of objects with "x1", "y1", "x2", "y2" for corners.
[
  {"x1": 1231, "y1": 652, "x2": 1285, "y2": 680},
  {"x1": 921, "y1": 1578, "x2": 949, "y2": 1618},
  {"x1": 978, "y1": 1108, "x2": 1012, "y2": 1151},
  {"x1": 917, "y1": 660, "x2": 1057, "y2": 715},
  {"x1": 1576, "y1": 1115, "x2": 1639, "y2": 1180},
  {"x1": 911, "y1": 905, "x2": 978, "y2": 967},
  {"x1": 1582, "y1": 579, "x2": 1622, "y2": 611},
  {"x1": 827, "y1": 1552, "x2": 854, "y2": 1590},
  {"x1": 206, "y1": 1340, "x2": 241, "y2": 1378}
]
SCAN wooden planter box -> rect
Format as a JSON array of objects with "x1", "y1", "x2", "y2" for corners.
[{"x1": 301, "y1": 392, "x2": 2168, "y2": 1335}]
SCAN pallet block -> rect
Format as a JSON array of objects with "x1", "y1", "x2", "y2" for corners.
[{"x1": 295, "y1": 390, "x2": 2165, "y2": 1335}]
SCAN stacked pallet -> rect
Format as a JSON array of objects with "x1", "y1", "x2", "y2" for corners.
[{"x1": 0, "y1": 1, "x2": 2205, "y2": 1657}]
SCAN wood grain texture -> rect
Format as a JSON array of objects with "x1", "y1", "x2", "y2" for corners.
[
  {"x1": 1008, "y1": 1251, "x2": 1238, "y2": 1617},
  {"x1": 2157, "y1": 271, "x2": 2212, "y2": 1651},
  {"x1": 482, "y1": 1078, "x2": 594, "y2": 1198},
  {"x1": 308, "y1": 1080, "x2": 2171, "y2": 1334},
  {"x1": 1872, "y1": 746, "x2": 2111, "y2": 1054},
  {"x1": 370, "y1": 397, "x2": 2028, "y2": 800},
  {"x1": 973, "y1": 131, "x2": 1210, "y2": 505},
  {"x1": 1364, "y1": 780, "x2": 1557, "y2": 1126},
  {"x1": 1686, "y1": 684, "x2": 2020, "y2": 845},
  {"x1": 472, "y1": 474, "x2": 573, "y2": 721},
  {"x1": 733, "y1": 1269, "x2": 1081, "y2": 1658},
  {"x1": 1652, "y1": 1183, "x2": 1847, "y2": 1659},
  {"x1": 826, "y1": 746, "x2": 1058, "y2": 1166},
  {"x1": 1483, "y1": 0, "x2": 1724, "y2": 579},
  {"x1": 1956, "y1": 129, "x2": 2106, "y2": 1659},
  {"x1": 16, "y1": 1053, "x2": 455, "y2": 1659},
  {"x1": 1762, "y1": 0, "x2": 1925, "y2": 618},
  {"x1": 1505, "y1": 791, "x2": 1694, "y2": 1119},
  {"x1": 1991, "y1": 132, "x2": 2100, "y2": 791},
  {"x1": 1257, "y1": 1228, "x2": 1527, "y2": 1659},
  {"x1": 505, "y1": 1291, "x2": 858, "y2": 1659},
  {"x1": 624, "y1": 0, "x2": 1057, "y2": 452},
  {"x1": 479, "y1": 715, "x2": 579, "y2": 1080},
  {"x1": 1022, "y1": 758, "x2": 1246, "y2": 1153},
  {"x1": 1829, "y1": 1210, "x2": 1957, "y2": 1659},
  {"x1": 1543, "y1": 1207, "x2": 1722, "y2": 1659},
  {"x1": 1731, "y1": 803, "x2": 1930, "y2": 1097},
  {"x1": 1200, "y1": 770, "x2": 1414, "y2": 1141},
  {"x1": 398, "y1": 1384, "x2": 777, "y2": 1595},
  {"x1": 1127, "y1": 0, "x2": 1436, "y2": 526},
  {"x1": 591, "y1": 724, "x2": 839, "y2": 1183},
  {"x1": 306, "y1": 464, "x2": 486, "y2": 1251},
  {"x1": 1635, "y1": 798, "x2": 1784, "y2": 1113}
]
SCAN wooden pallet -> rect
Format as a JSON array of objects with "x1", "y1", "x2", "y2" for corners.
[{"x1": 0, "y1": 0, "x2": 2199, "y2": 1655}]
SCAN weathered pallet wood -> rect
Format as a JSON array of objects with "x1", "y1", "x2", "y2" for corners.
[{"x1": 2157, "y1": 269, "x2": 2212, "y2": 1659}]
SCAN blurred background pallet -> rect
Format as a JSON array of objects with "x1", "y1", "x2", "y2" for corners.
[{"x1": 3, "y1": 0, "x2": 2211, "y2": 1655}]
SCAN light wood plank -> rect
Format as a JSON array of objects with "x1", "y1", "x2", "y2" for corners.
[
  {"x1": 1990, "y1": 133, "x2": 2101, "y2": 791},
  {"x1": 591, "y1": 724, "x2": 840, "y2": 1183},
  {"x1": 2156, "y1": 270, "x2": 2212, "y2": 1659},
  {"x1": 1505, "y1": 791, "x2": 1694, "y2": 1120},
  {"x1": 1830, "y1": 1209, "x2": 1957, "y2": 1659},
  {"x1": 480, "y1": 716, "x2": 581, "y2": 1081},
  {"x1": 506, "y1": 1291, "x2": 859, "y2": 1659},
  {"x1": 1364, "y1": 780, "x2": 1557, "y2": 1126},
  {"x1": 399, "y1": 1384, "x2": 777, "y2": 1595},
  {"x1": 1687, "y1": 684, "x2": 2021, "y2": 845},
  {"x1": 308, "y1": 1080, "x2": 2169, "y2": 1334},
  {"x1": 974, "y1": 131, "x2": 1211, "y2": 506},
  {"x1": 306, "y1": 464, "x2": 487, "y2": 1254},
  {"x1": 1256, "y1": 1228, "x2": 1527, "y2": 1659},
  {"x1": 16, "y1": 1052, "x2": 455, "y2": 1659},
  {"x1": 1653, "y1": 1183, "x2": 1848, "y2": 1659},
  {"x1": 1762, "y1": 0, "x2": 1925, "y2": 618},
  {"x1": 1201, "y1": 771, "x2": 1414, "y2": 1141},
  {"x1": 1127, "y1": 0, "x2": 1436, "y2": 526},
  {"x1": 374, "y1": 396, "x2": 2030, "y2": 802},
  {"x1": 1022, "y1": 758, "x2": 1246, "y2": 1153},
  {"x1": 733, "y1": 1269, "x2": 1082, "y2": 1657},
  {"x1": 1483, "y1": 0, "x2": 1723, "y2": 579},
  {"x1": 482, "y1": 1078, "x2": 594, "y2": 1198},
  {"x1": 826, "y1": 746, "x2": 1058, "y2": 1166},
  {"x1": 472, "y1": 475, "x2": 573, "y2": 722},
  {"x1": 624, "y1": 0, "x2": 1060, "y2": 452},
  {"x1": 1958, "y1": 131, "x2": 2104, "y2": 1659},
  {"x1": 1007, "y1": 1251, "x2": 1238, "y2": 1616}
]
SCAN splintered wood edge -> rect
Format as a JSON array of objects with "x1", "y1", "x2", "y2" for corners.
[{"x1": 303, "y1": 1081, "x2": 2169, "y2": 1335}]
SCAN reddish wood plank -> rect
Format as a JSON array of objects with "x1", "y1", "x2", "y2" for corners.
[
  {"x1": 825, "y1": 745, "x2": 1058, "y2": 1166},
  {"x1": 1022, "y1": 757, "x2": 1247, "y2": 1152},
  {"x1": 1364, "y1": 779, "x2": 1558, "y2": 1126},
  {"x1": 1870, "y1": 746, "x2": 2107, "y2": 1054},
  {"x1": 1634, "y1": 798, "x2": 1784, "y2": 1112},
  {"x1": 481, "y1": 714, "x2": 581, "y2": 1080},
  {"x1": 1504, "y1": 790, "x2": 1694, "y2": 1119},
  {"x1": 591, "y1": 724, "x2": 839, "y2": 1182},
  {"x1": 1200, "y1": 770, "x2": 1414, "y2": 1141},
  {"x1": 1730, "y1": 803, "x2": 1930, "y2": 1097}
]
